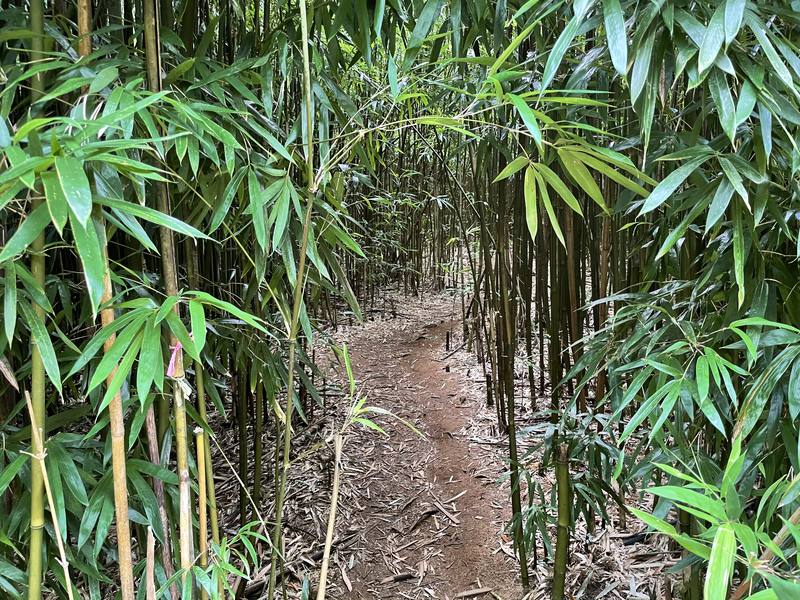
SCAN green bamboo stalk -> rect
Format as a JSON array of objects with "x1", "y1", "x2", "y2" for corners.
[
  {"x1": 24, "y1": 392, "x2": 75, "y2": 600},
  {"x1": 315, "y1": 434, "x2": 343, "y2": 600},
  {"x1": 142, "y1": 0, "x2": 194, "y2": 578},
  {"x1": 267, "y1": 0, "x2": 317, "y2": 594},
  {"x1": 195, "y1": 427, "x2": 208, "y2": 600},
  {"x1": 26, "y1": 0, "x2": 46, "y2": 594},
  {"x1": 76, "y1": 3, "x2": 138, "y2": 594},
  {"x1": 552, "y1": 443, "x2": 570, "y2": 600}
]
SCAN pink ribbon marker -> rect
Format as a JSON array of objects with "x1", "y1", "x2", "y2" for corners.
[{"x1": 167, "y1": 340, "x2": 183, "y2": 378}]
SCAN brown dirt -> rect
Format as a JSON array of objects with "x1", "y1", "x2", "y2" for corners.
[{"x1": 323, "y1": 295, "x2": 525, "y2": 599}]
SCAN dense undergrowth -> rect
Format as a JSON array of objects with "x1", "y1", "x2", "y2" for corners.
[{"x1": 2, "y1": 0, "x2": 800, "y2": 598}]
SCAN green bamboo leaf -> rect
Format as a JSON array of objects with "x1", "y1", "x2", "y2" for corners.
[
  {"x1": 4, "y1": 263, "x2": 16, "y2": 342},
  {"x1": 48, "y1": 458, "x2": 67, "y2": 540},
  {"x1": 41, "y1": 171, "x2": 68, "y2": 234},
  {"x1": 0, "y1": 454, "x2": 26, "y2": 496},
  {"x1": 403, "y1": 0, "x2": 443, "y2": 68},
  {"x1": 388, "y1": 54, "x2": 399, "y2": 98},
  {"x1": 165, "y1": 311, "x2": 199, "y2": 362},
  {"x1": 523, "y1": 166, "x2": 538, "y2": 241},
  {"x1": 735, "y1": 346, "x2": 800, "y2": 439},
  {"x1": 748, "y1": 18, "x2": 794, "y2": 90},
  {"x1": 541, "y1": 1, "x2": 592, "y2": 92},
  {"x1": 494, "y1": 156, "x2": 529, "y2": 183},
  {"x1": 735, "y1": 79, "x2": 757, "y2": 127},
  {"x1": 650, "y1": 486, "x2": 727, "y2": 522},
  {"x1": 630, "y1": 33, "x2": 654, "y2": 106},
  {"x1": 640, "y1": 155, "x2": 711, "y2": 214},
  {"x1": 186, "y1": 290, "x2": 267, "y2": 333},
  {"x1": 602, "y1": 0, "x2": 627, "y2": 76},
  {"x1": 570, "y1": 150, "x2": 649, "y2": 196},
  {"x1": 0, "y1": 202, "x2": 50, "y2": 263},
  {"x1": 704, "y1": 524, "x2": 736, "y2": 600},
  {"x1": 535, "y1": 163, "x2": 583, "y2": 215},
  {"x1": 97, "y1": 331, "x2": 142, "y2": 414},
  {"x1": 790, "y1": 358, "x2": 800, "y2": 421},
  {"x1": 723, "y1": 0, "x2": 745, "y2": 46},
  {"x1": 706, "y1": 179, "x2": 733, "y2": 231},
  {"x1": 696, "y1": 355, "x2": 710, "y2": 403},
  {"x1": 248, "y1": 169, "x2": 267, "y2": 250},
  {"x1": 189, "y1": 300, "x2": 206, "y2": 354},
  {"x1": 96, "y1": 197, "x2": 209, "y2": 239},
  {"x1": 489, "y1": 20, "x2": 538, "y2": 76},
  {"x1": 88, "y1": 316, "x2": 147, "y2": 392},
  {"x1": 708, "y1": 69, "x2": 736, "y2": 143},
  {"x1": 719, "y1": 156, "x2": 749, "y2": 210},
  {"x1": 655, "y1": 194, "x2": 709, "y2": 259},
  {"x1": 48, "y1": 441, "x2": 88, "y2": 505},
  {"x1": 733, "y1": 207, "x2": 745, "y2": 307},
  {"x1": 507, "y1": 94, "x2": 542, "y2": 151},
  {"x1": 88, "y1": 66, "x2": 118, "y2": 94},
  {"x1": 69, "y1": 212, "x2": 105, "y2": 316},
  {"x1": 699, "y1": 6, "x2": 725, "y2": 74},
  {"x1": 558, "y1": 149, "x2": 607, "y2": 213},
  {"x1": 20, "y1": 300, "x2": 61, "y2": 392},
  {"x1": 629, "y1": 507, "x2": 712, "y2": 559},
  {"x1": 55, "y1": 156, "x2": 92, "y2": 226},
  {"x1": 137, "y1": 318, "x2": 162, "y2": 405},
  {"x1": 532, "y1": 169, "x2": 565, "y2": 247}
]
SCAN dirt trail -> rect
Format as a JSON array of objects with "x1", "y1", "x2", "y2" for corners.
[{"x1": 327, "y1": 295, "x2": 524, "y2": 600}]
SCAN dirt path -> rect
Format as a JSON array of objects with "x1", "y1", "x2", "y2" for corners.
[{"x1": 325, "y1": 295, "x2": 524, "y2": 600}]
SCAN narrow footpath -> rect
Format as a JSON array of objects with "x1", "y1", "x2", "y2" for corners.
[{"x1": 324, "y1": 294, "x2": 525, "y2": 600}]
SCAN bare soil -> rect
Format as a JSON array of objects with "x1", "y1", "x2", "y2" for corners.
[{"x1": 320, "y1": 294, "x2": 524, "y2": 599}]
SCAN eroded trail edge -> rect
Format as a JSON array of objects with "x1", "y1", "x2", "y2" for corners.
[{"x1": 322, "y1": 294, "x2": 524, "y2": 600}]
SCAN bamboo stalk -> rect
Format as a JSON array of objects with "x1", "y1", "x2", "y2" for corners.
[
  {"x1": 315, "y1": 434, "x2": 343, "y2": 600},
  {"x1": 267, "y1": 0, "x2": 317, "y2": 595},
  {"x1": 98, "y1": 219, "x2": 136, "y2": 600},
  {"x1": 76, "y1": 0, "x2": 138, "y2": 590},
  {"x1": 553, "y1": 443, "x2": 570, "y2": 600},
  {"x1": 142, "y1": 0, "x2": 194, "y2": 579},
  {"x1": 26, "y1": 0, "x2": 46, "y2": 595},
  {"x1": 24, "y1": 392, "x2": 75, "y2": 600},
  {"x1": 195, "y1": 427, "x2": 208, "y2": 600}
]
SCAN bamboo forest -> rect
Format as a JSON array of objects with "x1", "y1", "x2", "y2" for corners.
[{"x1": 5, "y1": 0, "x2": 800, "y2": 598}]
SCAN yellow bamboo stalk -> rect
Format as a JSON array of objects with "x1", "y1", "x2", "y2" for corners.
[
  {"x1": 24, "y1": 392, "x2": 74, "y2": 600},
  {"x1": 315, "y1": 434, "x2": 343, "y2": 600},
  {"x1": 26, "y1": 0, "x2": 45, "y2": 595},
  {"x1": 141, "y1": 0, "x2": 194, "y2": 579},
  {"x1": 195, "y1": 427, "x2": 208, "y2": 600}
]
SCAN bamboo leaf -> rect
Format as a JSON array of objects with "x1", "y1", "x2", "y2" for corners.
[
  {"x1": 0, "y1": 202, "x2": 50, "y2": 263},
  {"x1": 532, "y1": 169, "x2": 565, "y2": 247},
  {"x1": 55, "y1": 156, "x2": 92, "y2": 226},
  {"x1": 20, "y1": 300, "x2": 61, "y2": 393},
  {"x1": 704, "y1": 524, "x2": 736, "y2": 600},
  {"x1": 535, "y1": 163, "x2": 583, "y2": 215},
  {"x1": 494, "y1": 156, "x2": 529, "y2": 183},
  {"x1": 723, "y1": 0, "x2": 745, "y2": 46},
  {"x1": 507, "y1": 93, "x2": 543, "y2": 151},
  {"x1": 189, "y1": 300, "x2": 207, "y2": 354},
  {"x1": 602, "y1": 0, "x2": 627, "y2": 76},
  {"x1": 541, "y1": 1, "x2": 592, "y2": 92},
  {"x1": 4, "y1": 264, "x2": 16, "y2": 342},
  {"x1": 699, "y1": 6, "x2": 725, "y2": 74},
  {"x1": 523, "y1": 166, "x2": 538, "y2": 241},
  {"x1": 733, "y1": 207, "x2": 745, "y2": 307},
  {"x1": 708, "y1": 69, "x2": 736, "y2": 143},
  {"x1": 69, "y1": 212, "x2": 105, "y2": 316},
  {"x1": 706, "y1": 179, "x2": 733, "y2": 231},
  {"x1": 640, "y1": 155, "x2": 711, "y2": 215}
]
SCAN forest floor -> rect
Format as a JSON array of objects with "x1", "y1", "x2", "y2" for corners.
[
  {"x1": 222, "y1": 290, "x2": 678, "y2": 599},
  {"x1": 319, "y1": 293, "x2": 524, "y2": 599}
]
